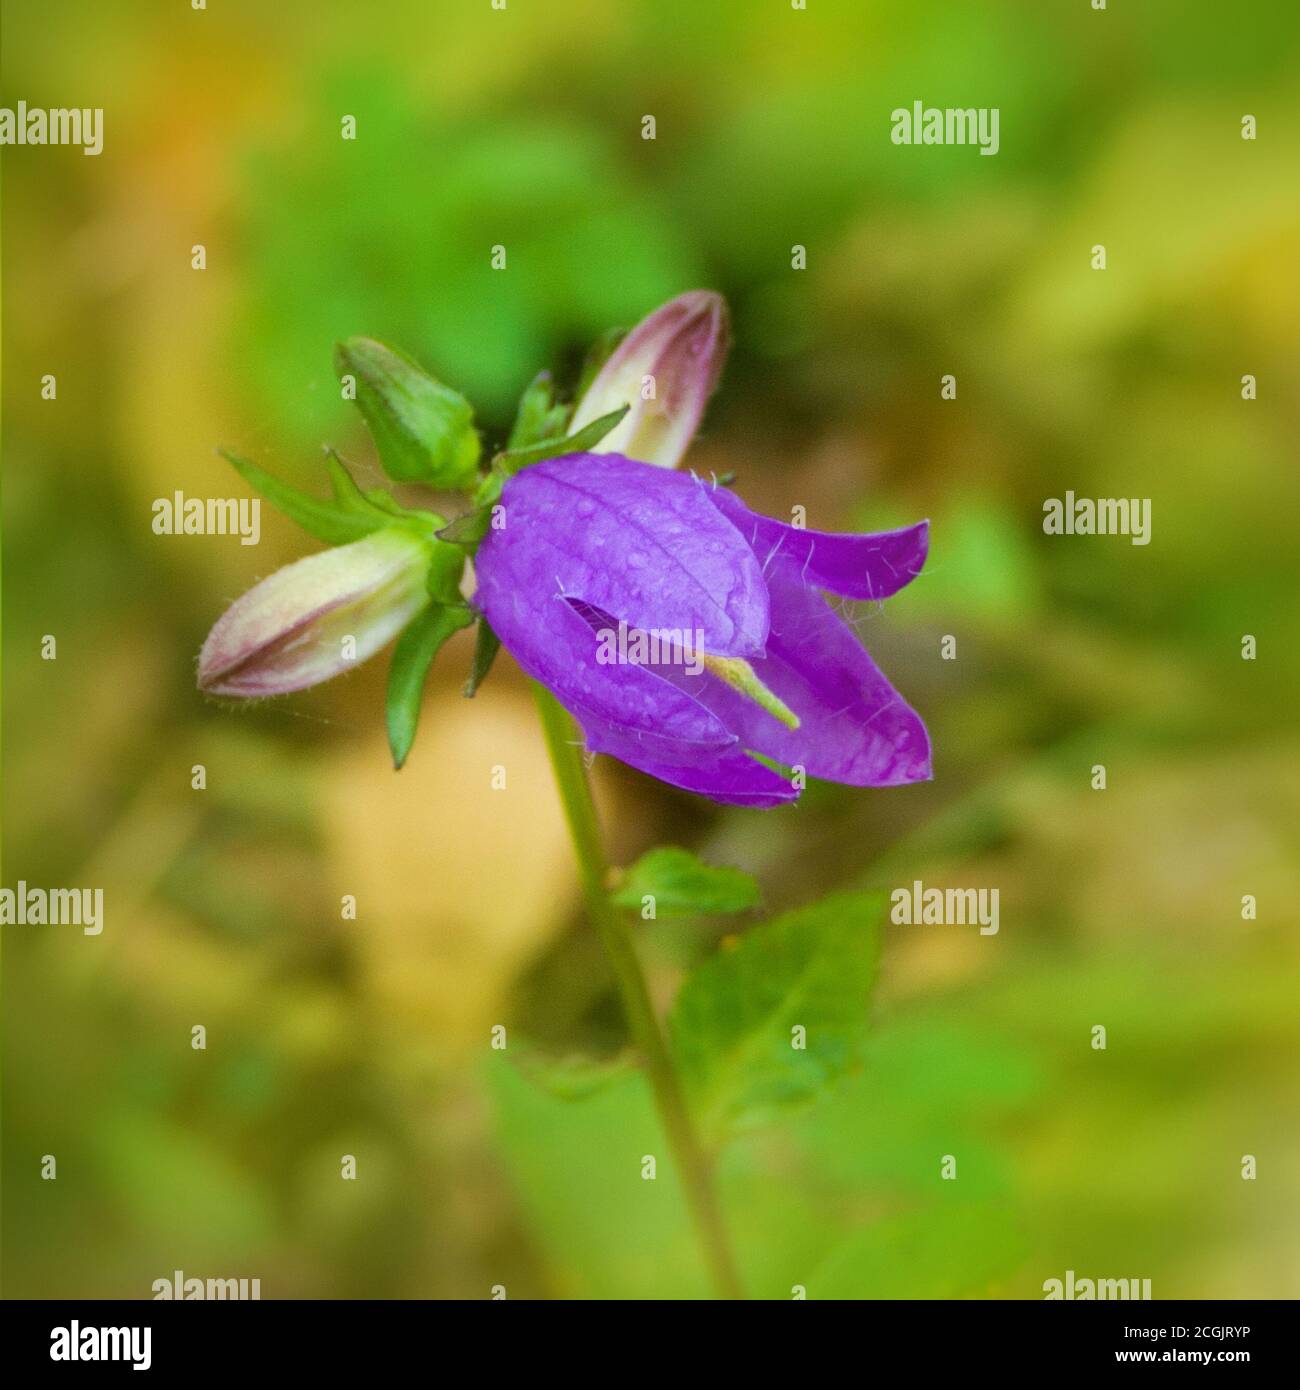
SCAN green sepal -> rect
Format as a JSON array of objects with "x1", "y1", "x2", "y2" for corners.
[
  {"x1": 335, "y1": 336, "x2": 481, "y2": 489},
  {"x1": 494, "y1": 404, "x2": 629, "y2": 479},
  {"x1": 385, "y1": 600, "x2": 475, "y2": 769},
  {"x1": 424, "y1": 531, "x2": 468, "y2": 600},
  {"x1": 610, "y1": 846, "x2": 760, "y2": 917},
  {"x1": 437, "y1": 506, "x2": 495, "y2": 548},
  {"x1": 463, "y1": 619, "x2": 501, "y2": 698},
  {"x1": 508, "y1": 370, "x2": 571, "y2": 450},
  {"x1": 330, "y1": 450, "x2": 461, "y2": 553},
  {"x1": 359, "y1": 486, "x2": 424, "y2": 525},
  {"x1": 219, "y1": 448, "x2": 390, "y2": 545},
  {"x1": 323, "y1": 448, "x2": 407, "y2": 524}
]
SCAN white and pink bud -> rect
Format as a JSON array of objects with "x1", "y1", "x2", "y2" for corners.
[
  {"x1": 569, "y1": 290, "x2": 730, "y2": 469},
  {"x1": 198, "y1": 527, "x2": 432, "y2": 697}
]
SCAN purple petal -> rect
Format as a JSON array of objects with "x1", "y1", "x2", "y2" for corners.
[
  {"x1": 482, "y1": 453, "x2": 769, "y2": 657},
  {"x1": 474, "y1": 535, "x2": 794, "y2": 805},
  {"x1": 474, "y1": 547, "x2": 737, "y2": 748},
  {"x1": 655, "y1": 553, "x2": 932, "y2": 787},
  {"x1": 575, "y1": 708, "x2": 798, "y2": 808},
  {"x1": 706, "y1": 486, "x2": 929, "y2": 601},
  {"x1": 474, "y1": 452, "x2": 928, "y2": 801}
]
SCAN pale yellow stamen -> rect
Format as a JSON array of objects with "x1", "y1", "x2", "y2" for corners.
[{"x1": 700, "y1": 654, "x2": 800, "y2": 730}]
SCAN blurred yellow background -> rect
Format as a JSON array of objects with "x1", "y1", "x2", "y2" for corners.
[{"x1": 3, "y1": 0, "x2": 1298, "y2": 1298}]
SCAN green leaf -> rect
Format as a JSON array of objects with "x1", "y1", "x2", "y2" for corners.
[
  {"x1": 507, "y1": 370, "x2": 571, "y2": 450},
  {"x1": 463, "y1": 619, "x2": 501, "y2": 697},
  {"x1": 611, "y1": 846, "x2": 760, "y2": 917},
  {"x1": 219, "y1": 449, "x2": 388, "y2": 545},
  {"x1": 494, "y1": 405, "x2": 629, "y2": 478},
  {"x1": 511, "y1": 1043, "x2": 638, "y2": 1101},
  {"x1": 385, "y1": 601, "x2": 474, "y2": 769},
  {"x1": 670, "y1": 891, "x2": 885, "y2": 1145},
  {"x1": 486, "y1": 1056, "x2": 713, "y2": 1298},
  {"x1": 807, "y1": 1200, "x2": 1027, "y2": 1299},
  {"x1": 335, "y1": 336, "x2": 480, "y2": 488},
  {"x1": 437, "y1": 506, "x2": 494, "y2": 548},
  {"x1": 487, "y1": 1052, "x2": 841, "y2": 1298}
]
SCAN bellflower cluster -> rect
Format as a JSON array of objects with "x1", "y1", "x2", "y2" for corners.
[{"x1": 198, "y1": 292, "x2": 930, "y2": 802}]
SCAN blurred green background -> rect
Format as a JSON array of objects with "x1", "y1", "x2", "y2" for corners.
[{"x1": 4, "y1": 0, "x2": 1298, "y2": 1298}]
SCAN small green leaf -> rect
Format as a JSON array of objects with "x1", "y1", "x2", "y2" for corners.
[
  {"x1": 494, "y1": 405, "x2": 629, "y2": 478},
  {"x1": 335, "y1": 336, "x2": 481, "y2": 488},
  {"x1": 464, "y1": 619, "x2": 501, "y2": 698},
  {"x1": 670, "y1": 891, "x2": 885, "y2": 1145},
  {"x1": 611, "y1": 846, "x2": 759, "y2": 916},
  {"x1": 385, "y1": 601, "x2": 474, "y2": 769},
  {"x1": 511, "y1": 1043, "x2": 638, "y2": 1101},
  {"x1": 220, "y1": 448, "x2": 386, "y2": 545},
  {"x1": 437, "y1": 507, "x2": 494, "y2": 548},
  {"x1": 507, "y1": 370, "x2": 571, "y2": 450}
]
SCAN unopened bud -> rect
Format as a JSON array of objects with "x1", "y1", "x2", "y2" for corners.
[
  {"x1": 198, "y1": 528, "x2": 433, "y2": 696},
  {"x1": 569, "y1": 290, "x2": 729, "y2": 469}
]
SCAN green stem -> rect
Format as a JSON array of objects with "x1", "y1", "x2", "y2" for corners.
[{"x1": 530, "y1": 682, "x2": 746, "y2": 1300}]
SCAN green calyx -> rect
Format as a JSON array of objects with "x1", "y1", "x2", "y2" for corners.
[
  {"x1": 334, "y1": 336, "x2": 481, "y2": 489},
  {"x1": 220, "y1": 446, "x2": 450, "y2": 553}
]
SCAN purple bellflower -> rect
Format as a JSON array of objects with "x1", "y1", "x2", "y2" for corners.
[
  {"x1": 472, "y1": 453, "x2": 931, "y2": 808},
  {"x1": 195, "y1": 290, "x2": 931, "y2": 797}
]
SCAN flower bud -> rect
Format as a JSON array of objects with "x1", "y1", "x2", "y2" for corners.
[
  {"x1": 198, "y1": 528, "x2": 433, "y2": 697},
  {"x1": 569, "y1": 290, "x2": 729, "y2": 469},
  {"x1": 334, "y1": 336, "x2": 480, "y2": 489}
]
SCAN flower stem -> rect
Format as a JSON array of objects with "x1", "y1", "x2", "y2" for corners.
[{"x1": 530, "y1": 682, "x2": 746, "y2": 1300}]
